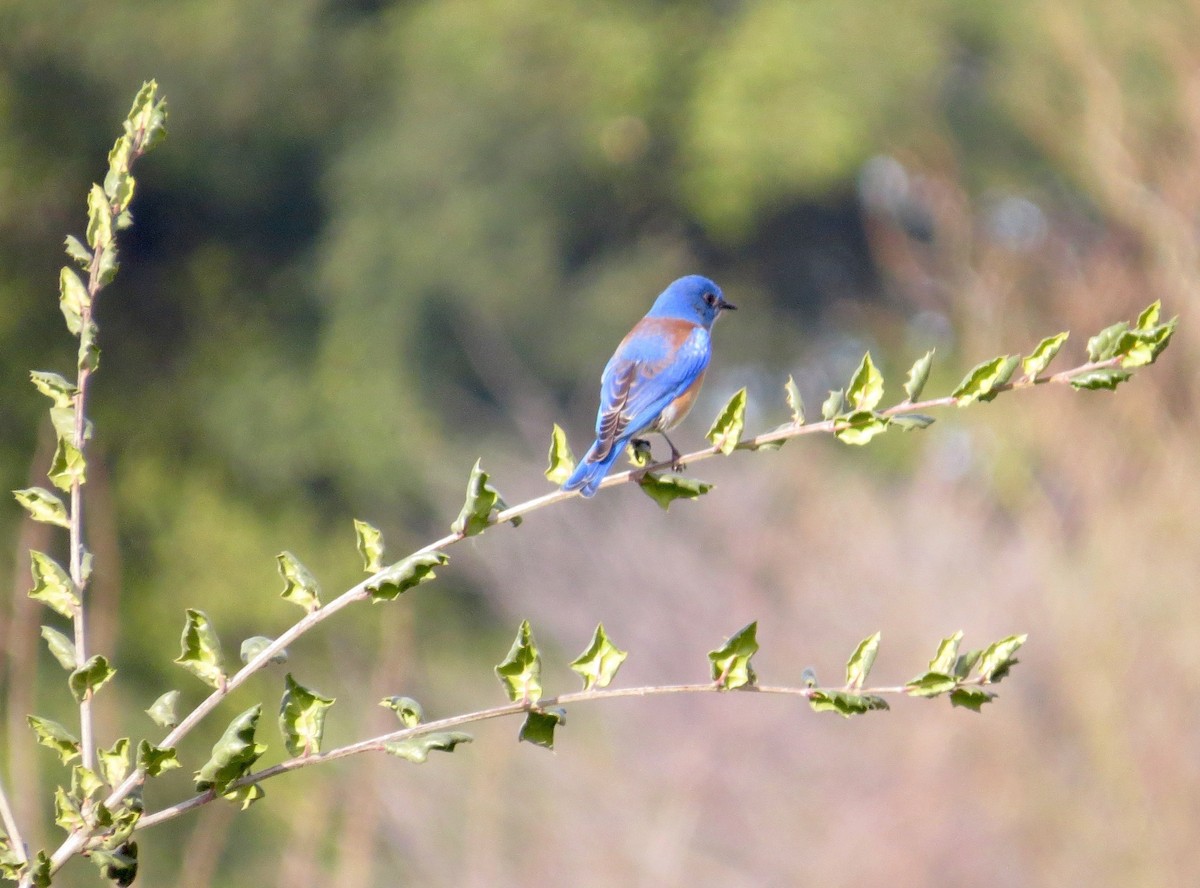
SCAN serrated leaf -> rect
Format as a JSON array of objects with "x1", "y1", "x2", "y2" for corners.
[
  {"x1": 73, "y1": 764, "x2": 103, "y2": 802},
  {"x1": 808, "y1": 690, "x2": 889, "y2": 717},
  {"x1": 145, "y1": 690, "x2": 180, "y2": 728},
  {"x1": 279, "y1": 673, "x2": 335, "y2": 757},
  {"x1": 222, "y1": 783, "x2": 265, "y2": 810},
  {"x1": 14, "y1": 487, "x2": 71, "y2": 528},
  {"x1": 137, "y1": 740, "x2": 181, "y2": 778},
  {"x1": 1087, "y1": 321, "x2": 1129, "y2": 361},
  {"x1": 904, "y1": 672, "x2": 958, "y2": 697},
  {"x1": 927, "y1": 631, "x2": 963, "y2": 675},
  {"x1": 1117, "y1": 318, "x2": 1178, "y2": 368},
  {"x1": 48, "y1": 436, "x2": 86, "y2": 492},
  {"x1": 1069, "y1": 368, "x2": 1132, "y2": 391},
  {"x1": 544, "y1": 423, "x2": 577, "y2": 484},
  {"x1": 384, "y1": 731, "x2": 472, "y2": 763},
  {"x1": 194, "y1": 705, "x2": 266, "y2": 793},
  {"x1": 353, "y1": 519, "x2": 384, "y2": 573},
  {"x1": 65, "y1": 234, "x2": 92, "y2": 267},
  {"x1": 845, "y1": 632, "x2": 881, "y2": 689},
  {"x1": 890, "y1": 414, "x2": 935, "y2": 431},
  {"x1": 519, "y1": 708, "x2": 566, "y2": 749},
  {"x1": 59, "y1": 267, "x2": 89, "y2": 335},
  {"x1": 78, "y1": 318, "x2": 101, "y2": 372},
  {"x1": 846, "y1": 352, "x2": 884, "y2": 411},
  {"x1": 977, "y1": 355, "x2": 1020, "y2": 402},
  {"x1": 69, "y1": 654, "x2": 116, "y2": 702},
  {"x1": 953, "y1": 650, "x2": 982, "y2": 680},
  {"x1": 174, "y1": 609, "x2": 226, "y2": 689},
  {"x1": 708, "y1": 621, "x2": 758, "y2": 690},
  {"x1": 834, "y1": 410, "x2": 889, "y2": 445},
  {"x1": 87, "y1": 183, "x2": 113, "y2": 250},
  {"x1": 240, "y1": 636, "x2": 287, "y2": 665},
  {"x1": 28, "y1": 715, "x2": 81, "y2": 764},
  {"x1": 783, "y1": 375, "x2": 805, "y2": 424},
  {"x1": 30, "y1": 370, "x2": 78, "y2": 408},
  {"x1": 55, "y1": 785, "x2": 85, "y2": 833},
  {"x1": 277, "y1": 551, "x2": 321, "y2": 612},
  {"x1": 92, "y1": 842, "x2": 138, "y2": 887},
  {"x1": 1022, "y1": 332, "x2": 1069, "y2": 380},
  {"x1": 949, "y1": 688, "x2": 995, "y2": 712},
  {"x1": 705, "y1": 387, "x2": 747, "y2": 455},
  {"x1": 821, "y1": 389, "x2": 845, "y2": 420},
  {"x1": 569, "y1": 623, "x2": 628, "y2": 691},
  {"x1": 30, "y1": 852, "x2": 51, "y2": 888},
  {"x1": 1136, "y1": 300, "x2": 1161, "y2": 330},
  {"x1": 29, "y1": 550, "x2": 79, "y2": 617},
  {"x1": 904, "y1": 349, "x2": 935, "y2": 402},
  {"x1": 41, "y1": 625, "x2": 78, "y2": 670},
  {"x1": 495, "y1": 620, "x2": 542, "y2": 703},
  {"x1": 380, "y1": 696, "x2": 423, "y2": 727},
  {"x1": 125, "y1": 80, "x2": 169, "y2": 153},
  {"x1": 636, "y1": 472, "x2": 713, "y2": 510},
  {"x1": 453, "y1": 459, "x2": 520, "y2": 535},
  {"x1": 977, "y1": 634, "x2": 1027, "y2": 682},
  {"x1": 365, "y1": 551, "x2": 449, "y2": 602},
  {"x1": 952, "y1": 355, "x2": 1015, "y2": 405},
  {"x1": 98, "y1": 738, "x2": 131, "y2": 787}
]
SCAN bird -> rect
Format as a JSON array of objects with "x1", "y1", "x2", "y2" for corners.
[{"x1": 562, "y1": 274, "x2": 736, "y2": 497}]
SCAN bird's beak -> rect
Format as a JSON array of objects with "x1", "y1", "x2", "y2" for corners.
[{"x1": 718, "y1": 298, "x2": 737, "y2": 311}]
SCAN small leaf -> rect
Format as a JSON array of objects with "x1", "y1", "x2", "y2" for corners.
[
  {"x1": 385, "y1": 731, "x2": 472, "y2": 763},
  {"x1": 98, "y1": 738, "x2": 131, "y2": 787},
  {"x1": 903, "y1": 349, "x2": 935, "y2": 402},
  {"x1": 977, "y1": 355, "x2": 1020, "y2": 402},
  {"x1": 277, "y1": 551, "x2": 321, "y2": 612},
  {"x1": 29, "y1": 550, "x2": 79, "y2": 617},
  {"x1": 808, "y1": 690, "x2": 889, "y2": 717},
  {"x1": 137, "y1": 740, "x2": 181, "y2": 778},
  {"x1": 519, "y1": 708, "x2": 566, "y2": 749},
  {"x1": 627, "y1": 438, "x2": 653, "y2": 467},
  {"x1": 30, "y1": 370, "x2": 78, "y2": 408},
  {"x1": 544, "y1": 423, "x2": 577, "y2": 484},
  {"x1": 1117, "y1": 317, "x2": 1178, "y2": 368},
  {"x1": 30, "y1": 852, "x2": 52, "y2": 888},
  {"x1": 1021, "y1": 332, "x2": 1068, "y2": 380},
  {"x1": 949, "y1": 688, "x2": 995, "y2": 712},
  {"x1": 1136, "y1": 300, "x2": 1161, "y2": 330},
  {"x1": 353, "y1": 519, "x2": 385, "y2": 573},
  {"x1": 953, "y1": 650, "x2": 982, "y2": 680},
  {"x1": 55, "y1": 785, "x2": 85, "y2": 833},
  {"x1": 71, "y1": 764, "x2": 103, "y2": 801},
  {"x1": 705, "y1": 387, "x2": 748, "y2": 455},
  {"x1": 977, "y1": 634, "x2": 1027, "y2": 682},
  {"x1": 380, "y1": 696, "x2": 423, "y2": 727},
  {"x1": 708, "y1": 621, "x2": 758, "y2": 690},
  {"x1": 834, "y1": 410, "x2": 889, "y2": 445},
  {"x1": 48, "y1": 436, "x2": 86, "y2": 492},
  {"x1": 69, "y1": 654, "x2": 116, "y2": 702},
  {"x1": 278, "y1": 673, "x2": 335, "y2": 757},
  {"x1": 92, "y1": 842, "x2": 138, "y2": 887},
  {"x1": 845, "y1": 631, "x2": 881, "y2": 690},
  {"x1": 87, "y1": 183, "x2": 113, "y2": 250},
  {"x1": 784, "y1": 375, "x2": 805, "y2": 424},
  {"x1": 174, "y1": 609, "x2": 226, "y2": 689},
  {"x1": 223, "y1": 784, "x2": 265, "y2": 810},
  {"x1": 1069, "y1": 368, "x2": 1133, "y2": 391},
  {"x1": 14, "y1": 487, "x2": 71, "y2": 528},
  {"x1": 240, "y1": 636, "x2": 288, "y2": 665},
  {"x1": 1087, "y1": 321, "x2": 1129, "y2": 361},
  {"x1": 636, "y1": 472, "x2": 713, "y2": 510},
  {"x1": 890, "y1": 414, "x2": 935, "y2": 431},
  {"x1": 846, "y1": 352, "x2": 884, "y2": 411},
  {"x1": 41, "y1": 625, "x2": 78, "y2": 670},
  {"x1": 927, "y1": 631, "x2": 963, "y2": 675},
  {"x1": 0, "y1": 837, "x2": 20, "y2": 881},
  {"x1": 28, "y1": 715, "x2": 81, "y2": 764},
  {"x1": 145, "y1": 690, "x2": 180, "y2": 728},
  {"x1": 65, "y1": 234, "x2": 92, "y2": 267},
  {"x1": 820, "y1": 389, "x2": 845, "y2": 420},
  {"x1": 569, "y1": 623, "x2": 628, "y2": 691},
  {"x1": 194, "y1": 704, "x2": 267, "y2": 793},
  {"x1": 904, "y1": 672, "x2": 958, "y2": 697},
  {"x1": 59, "y1": 267, "x2": 89, "y2": 335},
  {"x1": 365, "y1": 551, "x2": 449, "y2": 603},
  {"x1": 495, "y1": 620, "x2": 542, "y2": 703},
  {"x1": 451, "y1": 459, "x2": 518, "y2": 535},
  {"x1": 952, "y1": 355, "x2": 1015, "y2": 405}
]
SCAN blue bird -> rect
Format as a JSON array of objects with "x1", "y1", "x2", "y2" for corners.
[{"x1": 562, "y1": 274, "x2": 736, "y2": 497}]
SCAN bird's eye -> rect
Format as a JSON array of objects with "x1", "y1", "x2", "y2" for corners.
[{"x1": 703, "y1": 292, "x2": 717, "y2": 306}]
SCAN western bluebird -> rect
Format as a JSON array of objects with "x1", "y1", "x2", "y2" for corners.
[{"x1": 562, "y1": 274, "x2": 736, "y2": 497}]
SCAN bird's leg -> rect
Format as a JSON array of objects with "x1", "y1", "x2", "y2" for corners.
[{"x1": 660, "y1": 432, "x2": 684, "y2": 471}]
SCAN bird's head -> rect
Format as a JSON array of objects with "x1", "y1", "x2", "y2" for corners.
[{"x1": 646, "y1": 275, "x2": 736, "y2": 329}]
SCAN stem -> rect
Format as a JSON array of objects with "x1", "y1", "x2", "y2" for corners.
[{"x1": 0, "y1": 778, "x2": 26, "y2": 865}]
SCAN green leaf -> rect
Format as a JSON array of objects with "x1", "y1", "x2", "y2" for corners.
[
  {"x1": 59, "y1": 267, "x2": 90, "y2": 336},
  {"x1": 65, "y1": 234, "x2": 92, "y2": 267},
  {"x1": 365, "y1": 551, "x2": 449, "y2": 602},
  {"x1": 845, "y1": 631, "x2": 881, "y2": 690},
  {"x1": 385, "y1": 731, "x2": 472, "y2": 763},
  {"x1": 353, "y1": 519, "x2": 385, "y2": 573},
  {"x1": 1087, "y1": 321, "x2": 1129, "y2": 361},
  {"x1": 951, "y1": 355, "x2": 1015, "y2": 405},
  {"x1": 78, "y1": 317, "x2": 101, "y2": 372},
  {"x1": 55, "y1": 785, "x2": 85, "y2": 833},
  {"x1": 1136, "y1": 300, "x2": 1161, "y2": 330},
  {"x1": 952, "y1": 650, "x2": 982, "y2": 680},
  {"x1": 1117, "y1": 317, "x2": 1178, "y2": 368},
  {"x1": 222, "y1": 784, "x2": 265, "y2": 810},
  {"x1": 495, "y1": 620, "x2": 542, "y2": 703},
  {"x1": 1069, "y1": 368, "x2": 1133, "y2": 391},
  {"x1": 380, "y1": 696, "x2": 423, "y2": 727},
  {"x1": 194, "y1": 704, "x2": 267, "y2": 793},
  {"x1": 705, "y1": 387, "x2": 748, "y2": 455},
  {"x1": 41, "y1": 625, "x2": 78, "y2": 670},
  {"x1": 1021, "y1": 332, "x2": 1069, "y2": 380},
  {"x1": 69, "y1": 654, "x2": 116, "y2": 702},
  {"x1": 890, "y1": 414, "x2": 935, "y2": 431},
  {"x1": 927, "y1": 631, "x2": 963, "y2": 675},
  {"x1": 125, "y1": 79, "x2": 169, "y2": 154},
  {"x1": 820, "y1": 389, "x2": 845, "y2": 420},
  {"x1": 977, "y1": 355, "x2": 1020, "y2": 402},
  {"x1": 48, "y1": 436, "x2": 86, "y2": 492},
  {"x1": 0, "y1": 837, "x2": 20, "y2": 881},
  {"x1": 904, "y1": 672, "x2": 958, "y2": 697},
  {"x1": 627, "y1": 438, "x2": 653, "y2": 467},
  {"x1": 977, "y1": 634, "x2": 1027, "y2": 682},
  {"x1": 72, "y1": 764, "x2": 103, "y2": 801},
  {"x1": 86, "y1": 183, "x2": 113, "y2": 250},
  {"x1": 28, "y1": 715, "x2": 81, "y2": 764},
  {"x1": 949, "y1": 688, "x2": 995, "y2": 712},
  {"x1": 29, "y1": 550, "x2": 79, "y2": 617},
  {"x1": 137, "y1": 740, "x2": 181, "y2": 778},
  {"x1": 240, "y1": 636, "x2": 288, "y2": 665},
  {"x1": 145, "y1": 690, "x2": 180, "y2": 728},
  {"x1": 451, "y1": 459, "x2": 517, "y2": 536},
  {"x1": 92, "y1": 842, "x2": 138, "y2": 887},
  {"x1": 781, "y1": 374, "x2": 805, "y2": 425},
  {"x1": 519, "y1": 708, "x2": 566, "y2": 749},
  {"x1": 277, "y1": 551, "x2": 321, "y2": 612},
  {"x1": 278, "y1": 673, "x2": 335, "y2": 757},
  {"x1": 846, "y1": 352, "x2": 884, "y2": 411},
  {"x1": 30, "y1": 852, "x2": 52, "y2": 888},
  {"x1": 834, "y1": 410, "x2": 889, "y2": 445},
  {"x1": 98, "y1": 738, "x2": 131, "y2": 787},
  {"x1": 544, "y1": 423, "x2": 577, "y2": 484},
  {"x1": 903, "y1": 349, "x2": 935, "y2": 402},
  {"x1": 808, "y1": 690, "x2": 889, "y2": 717},
  {"x1": 636, "y1": 472, "x2": 713, "y2": 510},
  {"x1": 14, "y1": 487, "x2": 71, "y2": 528},
  {"x1": 30, "y1": 369, "x2": 78, "y2": 408},
  {"x1": 569, "y1": 623, "x2": 628, "y2": 691},
  {"x1": 174, "y1": 609, "x2": 226, "y2": 689},
  {"x1": 708, "y1": 621, "x2": 758, "y2": 690}
]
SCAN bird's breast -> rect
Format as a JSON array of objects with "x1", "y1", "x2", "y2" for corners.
[{"x1": 651, "y1": 371, "x2": 707, "y2": 431}]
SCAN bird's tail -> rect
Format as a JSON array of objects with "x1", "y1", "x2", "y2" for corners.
[{"x1": 561, "y1": 438, "x2": 626, "y2": 498}]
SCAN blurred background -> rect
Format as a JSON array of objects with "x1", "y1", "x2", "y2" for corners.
[{"x1": 1, "y1": 0, "x2": 1198, "y2": 885}]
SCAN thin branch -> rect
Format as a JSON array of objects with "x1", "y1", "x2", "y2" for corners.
[{"x1": 0, "y1": 779, "x2": 26, "y2": 866}]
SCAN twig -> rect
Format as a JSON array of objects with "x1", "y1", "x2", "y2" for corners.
[{"x1": 0, "y1": 778, "x2": 27, "y2": 866}]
